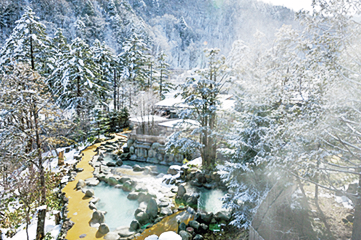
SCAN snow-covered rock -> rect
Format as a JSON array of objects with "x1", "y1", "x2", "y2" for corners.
[{"x1": 159, "y1": 231, "x2": 182, "y2": 240}]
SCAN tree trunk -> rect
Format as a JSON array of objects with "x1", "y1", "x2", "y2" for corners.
[
  {"x1": 160, "y1": 69, "x2": 163, "y2": 98},
  {"x1": 76, "y1": 76, "x2": 81, "y2": 117},
  {"x1": 352, "y1": 169, "x2": 361, "y2": 240},
  {"x1": 113, "y1": 69, "x2": 117, "y2": 111},
  {"x1": 33, "y1": 104, "x2": 46, "y2": 240},
  {"x1": 29, "y1": 24, "x2": 35, "y2": 71}
]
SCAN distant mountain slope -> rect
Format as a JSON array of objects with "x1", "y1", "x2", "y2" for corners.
[{"x1": 0, "y1": 0, "x2": 295, "y2": 68}]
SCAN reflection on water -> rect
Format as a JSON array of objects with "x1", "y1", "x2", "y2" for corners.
[
  {"x1": 89, "y1": 182, "x2": 139, "y2": 230},
  {"x1": 198, "y1": 189, "x2": 225, "y2": 213}
]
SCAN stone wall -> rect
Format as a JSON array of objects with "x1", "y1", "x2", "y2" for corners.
[{"x1": 126, "y1": 138, "x2": 184, "y2": 166}]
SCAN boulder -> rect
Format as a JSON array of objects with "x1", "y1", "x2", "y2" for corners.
[
  {"x1": 179, "y1": 222, "x2": 187, "y2": 232},
  {"x1": 146, "y1": 198, "x2": 158, "y2": 219},
  {"x1": 130, "y1": 220, "x2": 140, "y2": 231},
  {"x1": 76, "y1": 179, "x2": 86, "y2": 190},
  {"x1": 199, "y1": 212, "x2": 213, "y2": 224},
  {"x1": 85, "y1": 178, "x2": 99, "y2": 186},
  {"x1": 115, "y1": 226, "x2": 134, "y2": 237},
  {"x1": 85, "y1": 189, "x2": 94, "y2": 198},
  {"x1": 167, "y1": 165, "x2": 181, "y2": 175},
  {"x1": 107, "y1": 176, "x2": 119, "y2": 186},
  {"x1": 188, "y1": 220, "x2": 200, "y2": 230},
  {"x1": 123, "y1": 147, "x2": 130, "y2": 153},
  {"x1": 89, "y1": 202, "x2": 97, "y2": 210},
  {"x1": 160, "y1": 207, "x2": 173, "y2": 216},
  {"x1": 106, "y1": 162, "x2": 116, "y2": 167},
  {"x1": 176, "y1": 185, "x2": 186, "y2": 198},
  {"x1": 116, "y1": 160, "x2": 123, "y2": 166},
  {"x1": 179, "y1": 230, "x2": 192, "y2": 240},
  {"x1": 194, "y1": 234, "x2": 204, "y2": 240},
  {"x1": 133, "y1": 164, "x2": 145, "y2": 172},
  {"x1": 135, "y1": 211, "x2": 150, "y2": 225},
  {"x1": 127, "y1": 192, "x2": 139, "y2": 200},
  {"x1": 98, "y1": 223, "x2": 110, "y2": 235},
  {"x1": 215, "y1": 210, "x2": 231, "y2": 222},
  {"x1": 159, "y1": 231, "x2": 182, "y2": 240},
  {"x1": 119, "y1": 177, "x2": 131, "y2": 184},
  {"x1": 199, "y1": 223, "x2": 208, "y2": 233},
  {"x1": 145, "y1": 235, "x2": 159, "y2": 240},
  {"x1": 90, "y1": 211, "x2": 105, "y2": 226}
]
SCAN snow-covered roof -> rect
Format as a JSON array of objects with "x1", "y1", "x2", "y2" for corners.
[{"x1": 155, "y1": 94, "x2": 235, "y2": 110}]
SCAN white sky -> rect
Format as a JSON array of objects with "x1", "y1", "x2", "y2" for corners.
[{"x1": 258, "y1": 0, "x2": 313, "y2": 12}]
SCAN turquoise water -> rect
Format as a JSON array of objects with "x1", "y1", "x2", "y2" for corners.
[
  {"x1": 198, "y1": 189, "x2": 225, "y2": 213},
  {"x1": 89, "y1": 182, "x2": 139, "y2": 230}
]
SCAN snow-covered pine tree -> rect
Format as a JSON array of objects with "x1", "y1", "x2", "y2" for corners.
[
  {"x1": 119, "y1": 32, "x2": 152, "y2": 95},
  {"x1": 91, "y1": 39, "x2": 117, "y2": 109},
  {"x1": 155, "y1": 51, "x2": 173, "y2": 100},
  {"x1": 166, "y1": 49, "x2": 229, "y2": 169},
  {"x1": 0, "y1": 7, "x2": 51, "y2": 75},
  {"x1": 50, "y1": 37, "x2": 106, "y2": 118}
]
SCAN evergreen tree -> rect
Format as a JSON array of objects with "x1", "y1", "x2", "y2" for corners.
[
  {"x1": 49, "y1": 37, "x2": 106, "y2": 117},
  {"x1": 166, "y1": 49, "x2": 229, "y2": 169},
  {"x1": 0, "y1": 7, "x2": 51, "y2": 75},
  {"x1": 91, "y1": 39, "x2": 117, "y2": 109},
  {"x1": 155, "y1": 51, "x2": 173, "y2": 100},
  {"x1": 119, "y1": 32, "x2": 152, "y2": 92}
]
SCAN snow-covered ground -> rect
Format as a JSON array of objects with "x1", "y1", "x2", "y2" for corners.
[
  {"x1": 1, "y1": 209, "x2": 61, "y2": 240},
  {"x1": 1, "y1": 142, "x2": 89, "y2": 240}
]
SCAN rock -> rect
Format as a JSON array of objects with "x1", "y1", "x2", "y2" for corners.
[
  {"x1": 103, "y1": 232, "x2": 120, "y2": 240},
  {"x1": 177, "y1": 185, "x2": 186, "y2": 198},
  {"x1": 215, "y1": 210, "x2": 231, "y2": 222},
  {"x1": 118, "y1": 177, "x2": 130, "y2": 183},
  {"x1": 160, "y1": 207, "x2": 173, "y2": 216},
  {"x1": 106, "y1": 162, "x2": 116, "y2": 167},
  {"x1": 199, "y1": 212, "x2": 213, "y2": 224},
  {"x1": 158, "y1": 202, "x2": 169, "y2": 208},
  {"x1": 179, "y1": 230, "x2": 192, "y2": 240},
  {"x1": 98, "y1": 223, "x2": 110, "y2": 234},
  {"x1": 89, "y1": 202, "x2": 97, "y2": 210},
  {"x1": 107, "y1": 176, "x2": 119, "y2": 186},
  {"x1": 179, "y1": 222, "x2": 187, "y2": 232},
  {"x1": 133, "y1": 164, "x2": 145, "y2": 172},
  {"x1": 85, "y1": 178, "x2": 99, "y2": 186},
  {"x1": 76, "y1": 168, "x2": 84, "y2": 172},
  {"x1": 127, "y1": 192, "x2": 139, "y2": 200},
  {"x1": 122, "y1": 180, "x2": 134, "y2": 192},
  {"x1": 116, "y1": 160, "x2": 123, "y2": 166},
  {"x1": 199, "y1": 223, "x2": 208, "y2": 233},
  {"x1": 159, "y1": 231, "x2": 182, "y2": 240},
  {"x1": 194, "y1": 234, "x2": 204, "y2": 240},
  {"x1": 115, "y1": 226, "x2": 134, "y2": 237},
  {"x1": 135, "y1": 211, "x2": 150, "y2": 225},
  {"x1": 188, "y1": 220, "x2": 200, "y2": 230},
  {"x1": 168, "y1": 165, "x2": 181, "y2": 175},
  {"x1": 90, "y1": 211, "x2": 105, "y2": 226},
  {"x1": 146, "y1": 198, "x2": 158, "y2": 219},
  {"x1": 85, "y1": 189, "x2": 94, "y2": 198},
  {"x1": 76, "y1": 179, "x2": 86, "y2": 190},
  {"x1": 130, "y1": 220, "x2": 140, "y2": 231},
  {"x1": 123, "y1": 146, "x2": 130, "y2": 153},
  {"x1": 145, "y1": 235, "x2": 159, "y2": 240}
]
